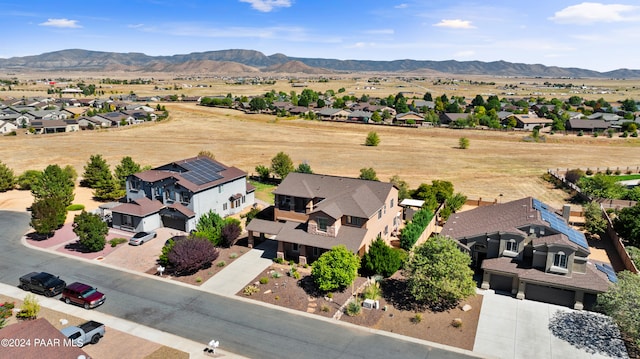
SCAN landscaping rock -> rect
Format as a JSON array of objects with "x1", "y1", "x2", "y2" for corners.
[{"x1": 461, "y1": 304, "x2": 472, "y2": 312}]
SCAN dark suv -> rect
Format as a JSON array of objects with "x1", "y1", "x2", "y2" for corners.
[{"x1": 61, "y1": 282, "x2": 106, "y2": 309}]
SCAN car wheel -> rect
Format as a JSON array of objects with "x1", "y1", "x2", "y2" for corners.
[
  {"x1": 84, "y1": 303, "x2": 90, "y2": 310},
  {"x1": 65, "y1": 297, "x2": 71, "y2": 304},
  {"x1": 45, "y1": 290, "x2": 53, "y2": 297},
  {"x1": 91, "y1": 334, "x2": 101, "y2": 344}
]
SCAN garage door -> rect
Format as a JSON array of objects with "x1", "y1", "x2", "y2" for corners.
[
  {"x1": 489, "y1": 274, "x2": 513, "y2": 293},
  {"x1": 525, "y1": 284, "x2": 574, "y2": 307},
  {"x1": 162, "y1": 215, "x2": 186, "y2": 232}
]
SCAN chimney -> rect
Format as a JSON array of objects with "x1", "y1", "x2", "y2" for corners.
[{"x1": 562, "y1": 205, "x2": 571, "y2": 222}]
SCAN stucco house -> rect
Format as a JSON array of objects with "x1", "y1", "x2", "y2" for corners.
[
  {"x1": 441, "y1": 197, "x2": 615, "y2": 310},
  {"x1": 0, "y1": 119, "x2": 17, "y2": 134},
  {"x1": 111, "y1": 156, "x2": 255, "y2": 233},
  {"x1": 247, "y1": 173, "x2": 400, "y2": 264},
  {"x1": 505, "y1": 113, "x2": 553, "y2": 130},
  {"x1": 394, "y1": 112, "x2": 425, "y2": 125}
]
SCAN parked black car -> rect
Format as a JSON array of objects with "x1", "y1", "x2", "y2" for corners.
[{"x1": 19, "y1": 272, "x2": 66, "y2": 297}]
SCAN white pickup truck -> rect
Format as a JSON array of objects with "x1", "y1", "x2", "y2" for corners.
[{"x1": 60, "y1": 320, "x2": 105, "y2": 347}]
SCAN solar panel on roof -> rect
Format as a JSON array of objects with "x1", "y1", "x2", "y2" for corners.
[
  {"x1": 595, "y1": 263, "x2": 618, "y2": 283},
  {"x1": 179, "y1": 158, "x2": 225, "y2": 185},
  {"x1": 532, "y1": 198, "x2": 589, "y2": 250}
]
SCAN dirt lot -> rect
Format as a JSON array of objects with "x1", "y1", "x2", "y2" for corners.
[{"x1": 1, "y1": 103, "x2": 638, "y2": 210}]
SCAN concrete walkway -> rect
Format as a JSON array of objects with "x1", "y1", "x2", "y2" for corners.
[
  {"x1": 474, "y1": 290, "x2": 619, "y2": 359},
  {"x1": 200, "y1": 239, "x2": 277, "y2": 296}
]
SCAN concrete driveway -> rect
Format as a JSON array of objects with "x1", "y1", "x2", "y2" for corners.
[{"x1": 474, "y1": 291, "x2": 620, "y2": 359}]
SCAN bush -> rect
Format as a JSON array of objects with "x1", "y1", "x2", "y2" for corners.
[
  {"x1": 459, "y1": 137, "x2": 469, "y2": 149},
  {"x1": 452, "y1": 318, "x2": 463, "y2": 327},
  {"x1": 243, "y1": 285, "x2": 259, "y2": 296},
  {"x1": 73, "y1": 211, "x2": 108, "y2": 252},
  {"x1": 167, "y1": 237, "x2": 220, "y2": 275},
  {"x1": 311, "y1": 245, "x2": 360, "y2": 292},
  {"x1": 217, "y1": 261, "x2": 226, "y2": 267},
  {"x1": 259, "y1": 277, "x2": 269, "y2": 284},
  {"x1": 362, "y1": 282, "x2": 382, "y2": 300},
  {"x1": 400, "y1": 207, "x2": 435, "y2": 250},
  {"x1": 365, "y1": 131, "x2": 380, "y2": 146},
  {"x1": 578, "y1": 130, "x2": 584, "y2": 137},
  {"x1": 17, "y1": 294, "x2": 40, "y2": 320},
  {"x1": 273, "y1": 257, "x2": 284, "y2": 264},
  {"x1": 229, "y1": 252, "x2": 238, "y2": 259},
  {"x1": 627, "y1": 246, "x2": 640, "y2": 269},
  {"x1": 565, "y1": 168, "x2": 585, "y2": 184},
  {"x1": 66, "y1": 204, "x2": 85, "y2": 211},
  {"x1": 321, "y1": 304, "x2": 330, "y2": 312},
  {"x1": 411, "y1": 313, "x2": 422, "y2": 324},
  {"x1": 271, "y1": 271, "x2": 281, "y2": 279},
  {"x1": 108, "y1": 237, "x2": 127, "y2": 247},
  {"x1": 220, "y1": 219, "x2": 242, "y2": 247},
  {"x1": 345, "y1": 301, "x2": 361, "y2": 316},
  {"x1": 289, "y1": 266, "x2": 301, "y2": 279},
  {"x1": 195, "y1": 277, "x2": 202, "y2": 283},
  {"x1": 586, "y1": 168, "x2": 594, "y2": 176}
]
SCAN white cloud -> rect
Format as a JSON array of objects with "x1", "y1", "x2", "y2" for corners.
[
  {"x1": 550, "y1": 2, "x2": 640, "y2": 24},
  {"x1": 454, "y1": 50, "x2": 475, "y2": 58},
  {"x1": 394, "y1": 3, "x2": 408, "y2": 9},
  {"x1": 433, "y1": 19, "x2": 475, "y2": 29},
  {"x1": 363, "y1": 29, "x2": 394, "y2": 35},
  {"x1": 128, "y1": 24, "x2": 144, "y2": 29},
  {"x1": 239, "y1": 0, "x2": 292, "y2": 12},
  {"x1": 39, "y1": 18, "x2": 81, "y2": 28}
]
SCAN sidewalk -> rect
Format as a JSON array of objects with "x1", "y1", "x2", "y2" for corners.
[
  {"x1": 201, "y1": 239, "x2": 277, "y2": 296},
  {"x1": 0, "y1": 283, "x2": 247, "y2": 359}
]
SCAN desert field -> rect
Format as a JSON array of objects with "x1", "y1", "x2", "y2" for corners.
[{"x1": 2, "y1": 101, "x2": 639, "y2": 209}]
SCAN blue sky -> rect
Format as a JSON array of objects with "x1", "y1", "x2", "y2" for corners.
[{"x1": 2, "y1": 0, "x2": 640, "y2": 72}]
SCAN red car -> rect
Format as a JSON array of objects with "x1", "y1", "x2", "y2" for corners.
[{"x1": 61, "y1": 282, "x2": 106, "y2": 309}]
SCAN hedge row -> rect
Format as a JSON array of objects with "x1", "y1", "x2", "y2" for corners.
[{"x1": 400, "y1": 208, "x2": 434, "y2": 250}]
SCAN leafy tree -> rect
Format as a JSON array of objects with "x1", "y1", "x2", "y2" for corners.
[
  {"x1": 568, "y1": 96, "x2": 583, "y2": 106},
  {"x1": 194, "y1": 210, "x2": 224, "y2": 245},
  {"x1": 115, "y1": 156, "x2": 141, "y2": 188},
  {"x1": 389, "y1": 175, "x2": 410, "y2": 201},
  {"x1": 295, "y1": 162, "x2": 313, "y2": 174},
  {"x1": 255, "y1": 165, "x2": 271, "y2": 181},
  {"x1": 459, "y1": 137, "x2": 470, "y2": 149},
  {"x1": 249, "y1": 97, "x2": 267, "y2": 112},
  {"x1": 365, "y1": 131, "x2": 380, "y2": 146},
  {"x1": 220, "y1": 218, "x2": 242, "y2": 247},
  {"x1": 240, "y1": 207, "x2": 261, "y2": 225},
  {"x1": 82, "y1": 154, "x2": 111, "y2": 188},
  {"x1": 30, "y1": 197, "x2": 66, "y2": 236},
  {"x1": 0, "y1": 160, "x2": 15, "y2": 192},
  {"x1": 167, "y1": 237, "x2": 220, "y2": 275},
  {"x1": 73, "y1": 210, "x2": 108, "y2": 252},
  {"x1": 361, "y1": 237, "x2": 406, "y2": 277},
  {"x1": 621, "y1": 98, "x2": 638, "y2": 112},
  {"x1": 399, "y1": 207, "x2": 434, "y2": 249},
  {"x1": 565, "y1": 168, "x2": 585, "y2": 184},
  {"x1": 358, "y1": 167, "x2": 378, "y2": 181},
  {"x1": 403, "y1": 235, "x2": 476, "y2": 310},
  {"x1": 311, "y1": 245, "x2": 360, "y2": 292},
  {"x1": 17, "y1": 170, "x2": 42, "y2": 190},
  {"x1": 613, "y1": 203, "x2": 640, "y2": 247},
  {"x1": 596, "y1": 271, "x2": 640, "y2": 347},
  {"x1": 471, "y1": 94, "x2": 485, "y2": 107},
  {"x1": 31, "y1": 164, "x2": 75, "y2": 207},
  {"x1": 271, "y1": 152, "x2": 294, "y2": 179},
  {"x1": 423, "y1": 92, "x2": 433, "y2": 101},
  {"x1": 394, "y1": 96, "x2": 410, "y2": 113},
  {"x1": 583, "y1": 201, "x2": 607, "y2": 237},
  {"x1": 371, "y1": 111, "x2": 382, "y2": 123},
  {"x1": 93, "y1": 175, "x2": 125, "y2": 201},
  {"x1": 63, "y1": 165, "x2": 78, "y2": 184},
  {"x1": 578, "y1": 174, "x2": 626, "y2": 199}
]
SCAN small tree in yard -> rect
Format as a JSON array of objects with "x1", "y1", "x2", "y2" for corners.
[
  {"x1": 167, "y1": 237, "x2": 220, "y2": 275},
  {"x1": 584, "y1": 201, "x2": 607, "y2": 238},
  {"x1": 365, "y1": 131, "x2": 380, "y2": 146},
  {"x1": 613, "y1": 203, "x2": 640, "y2": 248},
  {"x1": 255, "y1": 165, "x2": 271, "y2": 182},
  {"x1": 358, "y1": 167, "x2": 378, "y2": 181},
  {"x1": 194, "y1": 210, "x2": 224, "y2": 245},
  {"x1": 0, "y1": 160, "x2": 15, "y2": 192},
  {"x1": 220, "y1": 218, "x2": 242, "y2": 247},
  {"x1": 404, "y1": 235, "x2": 476, "y2": 311},
  {"x1": 361, "y1": 237, "x2": 406, "y2": 277},
  {"x1": 17, "y1": 294, "x2": 40, "y2": 320},
  {"x1": 30, "y1": 197, "x2": 66, "y2": 236},
  {"x1": 459, "y1": 137, "x2": 470, "y2": 149},
  {"x1": 596, "y1": 271, "x2": 640, "y2": 348},
  {"x1": 81, "y1": 154, "x2": 111, "y2": 188},
  {"x1": 114, "y1": 156, "x2": 141, "y2": 189},
  {"x1": 271, "y1": 151, "x2": 294, "y2": 179},
  {"x1": 312, "y1": 245, "x2": 360, "y2": 292},
  {"x1": 73, "y1": 210, "x2": 108, "y2": 252}
]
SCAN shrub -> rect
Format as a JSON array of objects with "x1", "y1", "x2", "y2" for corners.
[
  {"x1": 605, "y1": 167, "x2": 613, "y2": 175},
  {"x1": 586, "y1": 168, "x2": 594, "y2": 176},
  {"x1": 321, "y1": 304, "x2": 330, "y2": 312},
  {"x1": 400, "y1": 207, "x2": 435, "y2": 250},
  {"x1": 195, "y1": 277, "x2": 202, "y2": 283},
  {"x1": 327, "y1": 292, "x2": 333, "y2": 299},
  {"x1": 220, "y1": 218, "x2": 242, "y2": 247},
  {"x1": 411, "y1": 313, "x2": 423, "y2": 324},
  {"x1": 565, "y1": 168, "x2": 585, "y2": 184},
  {"x1": 345, "y1": 301, "x2": 361, "y2": 316},
  {"x1": 632, "y1": 131, "x2": 638, "y2": 137},
  {"x1": 73, "y1": 211, "x2": 108, "y2": 252},
  {"x1": 627, "y1": 246, "x2": 640, "y2": 269},
  {"x1": 311, "y1": 245, "x2": 360, "y2": 291},
  {"x1": 167, "y1": 237, "x2": 220, "y2": 275},
  {"x1": 66, "y1": 204, "x2": 85, "y2": 211},
  {"x1": 108, "y1": 237, "x2": 127, "y2": 247},
  {"x1": 217, "y1": 261, "x2": 226, "y2": 267},
  {"x1": 259, "y1": 277, "x2": 269, "y2": 284},
  {"x1": 273, "y1": 257, "x2": 284, "y2": 264},
  {"x1": 452, "y1": 318, "x2": 463, "y2": 327},
  {"x1": 363, "y1": 282, "x2": 382, "y2": 300},
  {"x1": 17, "y1": 294, "x2": 40, "y2": 320},
  {"x1": 274, "y1": 295, "x2": 280, "y2": 301},
  {"x1": 243, "y1": 285, "x2": 259, "y2": 296},
  {"x1": 365, "y1": 131, "x2": 380, "y2": 146},
  {"x1": 229, "y1": 252, "x2": 238, "y2": 259},
  {"x1": 577, "y1": 130, "x2": 584, "y2": 136},
  {"x1": 271, "y1": 271, "x2": 282, "y2": 279},
  {"x1": 361, "y1": 237, "x2": 406, "y2": 277},
  {"x1": 459, "y1": 137, "x2": 469, "y2": 149}
]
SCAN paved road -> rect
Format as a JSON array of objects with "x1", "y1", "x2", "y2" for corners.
[{"x1": 0, "y1": 211, "x2": 483, "y2": 359}]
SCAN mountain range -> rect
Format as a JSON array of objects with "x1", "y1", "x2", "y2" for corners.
[{"x1": 1, "y1": 49, "x2": 639, "y2": 78}]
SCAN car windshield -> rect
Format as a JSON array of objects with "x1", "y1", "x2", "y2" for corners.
[
  {"x1": 81, "y1": 288, "x2": 97, "y2": 298},
  {"x1": 133, "y1": 232, "x2": 148, "y2": 238}
]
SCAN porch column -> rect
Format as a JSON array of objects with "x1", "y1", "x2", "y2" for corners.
[
  {"x1": 516, "y1": 280, "x2": 526, "y2": 300},
  {"x1": 573, "y1": 291, "x2": 585, "y2": 310},
  {"x1": 248, "y1": 230, "x2": 254, "y2": 249},
  {"x1": 298, "y1": 245, "x2": 308, "y2": 266},
  {"x1": 277, "y1": 241, "x2": 285, "y2": 260},
  {"x1": 481, "y1": 272, "x2": 491, "y2": 290}
]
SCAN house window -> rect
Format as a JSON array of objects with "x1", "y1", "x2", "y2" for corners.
[
  {"x1": 123, "y1": 215, "x2": 133, "y2": 226},
  {"x1": 317, "y1": 217, "x2": 328, "y2": 232},
  {"x1": 384, "y1": 225, "x2": 389, "y2": 235},
  {"x1": 181, "y1": 192, "x2": 190, "y2": 204},
  {"x1": 242, "y1": 195, "x2": 245, "y2": 203},
  {"x1": 154, "y1": 187, "x2": 161, "y2": 197},
  {"x1": 506, "y1": 240, "x2": 517, "y2": 252},
  {"x1": 554, "y1": 251, "x2": 568, "y2": 268},
  {"x1": 235, "y1": 199, "x2": 241, "y2": 208},
  {"x1": 218, "y1": 184, "x2": 223, "y2": 193},
  {"x1": 292, "y1": 243, "x2": 299, "y2": 252},
  {"x1": 313, "y1": 247, "x2": 319, "y2": 256},
  {"x1": 130, "y1": 179, "x2": 139, "y2": 190},
  {"x1": 346, "y1": 216, "x2": 361, "y2": 226},
  {"x1": 390, "y1": 198, "x2": 394, "y2": 208},
  {"x1": 378, "y1": 209, "x2": 382, "y2": 219},
  {"x1": 223, "y1": 203, "x2": 228, "y2": 211}
]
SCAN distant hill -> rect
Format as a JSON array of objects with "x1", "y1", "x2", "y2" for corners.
[{"x1": 1, "y1": 48, "x2": 639, "y2": 78}]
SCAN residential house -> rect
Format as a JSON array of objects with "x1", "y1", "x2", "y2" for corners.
[
  {"x1": 566, "y1": 119, "x2": 610, "y2": 132},
  {"x1": 394, "y1": 112, "x2": 425, "y2": 125},
  {"x1": 111, "y1": 156, "x2": 255, "y2": 233},
  {"x1": 94, "y1": 112, "x2": 135, "y2": 126},
  {"x1": 27, "y1": 109, "x2": 69, "y2": 120},
  {"x1": 0, "y1": 119, "x2": 17, "y2": 134},
  {"x1": 411, "y1": 100, "x2": 435, "y2": 111},
  {"x1": 506, "y1": 113, "x2": 553, "y2": 130},
  {"x1": 439, "y1": 112, "x2": 468, "y2": 126},
  {"x1": 246, "y1": 173, "x2": 400, "y2": 265},
  {"x1": 0, "y1": 318, "x2": 90, "y2": 358},
  {"x1": 30, "y1": 119, "x2": 79, "y2": 134},
  {"x1": 77, "y1": 116, "x2": 111, "y2": 129},
  {"x1": 317, "y1": 108, "x2": 351, "y2": 120},
  {"x1": 348, "y1": 110, "x2": 373, "y2": 123},
  {"x1": 441, "y1": 197, "x2": 615, "y2": 309},
  {"x1": 588, "y1": 113, "x2": 622, "y2": 122}
]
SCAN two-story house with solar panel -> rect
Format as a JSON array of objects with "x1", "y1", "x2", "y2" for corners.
[
  {"x1": 441, "y1": 197, "x2": 615, "y2": 310},
  {"x1": 110, "y1": 156, "x2": 255, "y2": 233}
]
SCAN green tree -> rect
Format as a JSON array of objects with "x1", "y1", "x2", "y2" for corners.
[
  {"x1": 621, "y1": 98, "x2": 638, "y2": 112},
  {"x1": 270, "y1": 152, "x2": 294, "y2": 179},
  {"x1": 578, "y1": 173, "x2": 626, "y2": 199},
  {"x1": 389, "y1": 175, "x2": 410, "y2": 201},
  {"x1": 0, "y1": 160, "x2": 15, "y2": 192},
  {"x1": 194, "y1": 210, "x2": 224, "y2": 245},
  {"x1": 295, "y1": 162, "x2": 313, "y2": 174},
  {"x1": 311, "y1": 245, "x2": 360, "y2": 292},
  {"x1": 114, "y1": 156, "x2": 141, "y2": 189},
  {"x1": 565, "y1": 168, "x2": 585, "y2": 184},
  {"x1": 358, "y1": 167, "x2": 378, "y2": 181},
  {"x1": 255, "y1": 165, "x2": 270, "y2": 181},
  {"x1": 371, "y1": 111, "x2": 382, "y2": 123},
  {"x1": 93, "y1": 175, "x2": 125, "y2": 201},
  {"x1": 583, "y1": 201, "x2": 607, "y2": 237},
  {"x1": 17, "y1": 170, "x2": 41, "y2": 191},
  {"x1": 459, "y1": 137, "x2": 470, "y2": 149},
  {"x1": 365, "y1": 131, "x2": 380, "y2": 146},
  {"x1": 613, "y1": 203, "x2": 640, "y2": 247},
  {"x1": 596, "y1": 271, "x2": 640, "y2": 347},
  {"x1": 82, "y1": 154, "x2": 111, "y2": 188},
  {"x1": 30, "y1": 197, "x2": 66, "y2": 236},
  {"x1": 361, "y1": 237, "x2": 405, "y2": 277},
  {"x1": 32, "y1": 164, "x2": 75, "y2": 207},
  {"x1": 73, "y1": 210, "x2": 108, "y2": 252},
  {"x1": 403, "y1": 235, "x2": 476, "y2": 310},
  {"x1": 423, "y1": 92, "x2": 433, "y2": 101},
  {"x1": 249, "y1": 97, "x2": 267, "y2": 112}
]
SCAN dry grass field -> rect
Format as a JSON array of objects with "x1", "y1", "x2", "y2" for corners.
[{"x1": 2, "y1": 100, "x2": 639, "y2": 209}]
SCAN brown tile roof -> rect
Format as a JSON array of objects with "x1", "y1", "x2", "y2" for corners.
[
  {"x1": 246, "y1": 218, "x2": 284, "y2": 235},
  {"x1": 111, "y1": 197, "x2": 164, "y2": 216},
  {"x1": 0, "y1": 318, "x2": 89, "y2": 358},
  {"x1": 482, "y1": 257, "x2": 611, "y2": 293},
  {"x1": 532, "y1": 233, "x2": 578, "y2": 250},
  {"x1": 166, "y1": 202, "x2": 195, "y2": 217},
  {"x1": 276, "y1": 220, "x2": 367, "y2": 253}
]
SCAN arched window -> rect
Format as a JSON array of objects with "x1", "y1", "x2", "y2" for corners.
[
  {"x1": 506, "y1": 239, "x2": 517, "y2": 252},
  {"x1": 554, "y1": 251, "x2": 567, "y2": 268}
]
